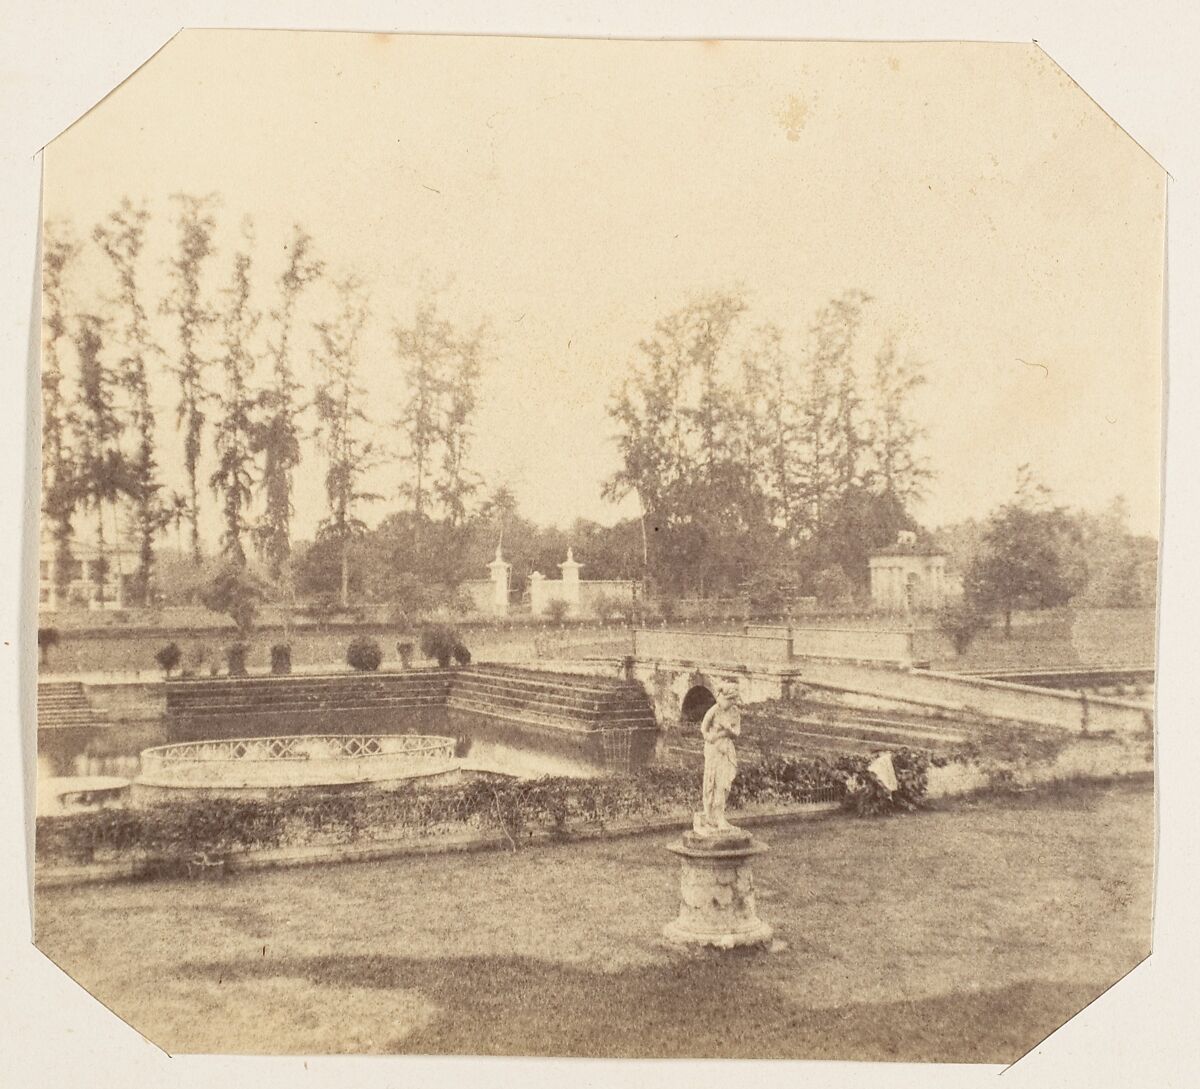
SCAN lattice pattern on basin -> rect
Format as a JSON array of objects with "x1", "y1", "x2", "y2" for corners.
[{"x1": 140, "y1": 734, "x2": 456, "y2": 781}]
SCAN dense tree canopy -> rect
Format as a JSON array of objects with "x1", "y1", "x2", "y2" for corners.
[
  {"x1": 963, "y1": 467, "x2": 1087, "y2": 633},
  {"x1": 604, "y1": 290, "x2": 930, "y2": 596}
]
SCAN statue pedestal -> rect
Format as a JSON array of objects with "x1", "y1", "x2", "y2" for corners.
[{"x1": 662, "y1": 821, "x2": 773, "y2": 949}]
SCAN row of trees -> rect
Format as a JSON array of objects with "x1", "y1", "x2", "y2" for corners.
[
  {"x1": 41, "y1": 195, "x2": 489, "y2": 614},
  {"x1": 605, "y1": 289, "x2": 929, "y2": 595},
  {"x1": 43, "y1": 201, "x2": 1155, "y2": 623}
]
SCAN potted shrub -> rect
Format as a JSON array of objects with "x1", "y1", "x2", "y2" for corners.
[
  {"x1": 396, "y1": 641, "x2": 415, "y2": 670},
  {"x1": 270, "y1": 643, "x2": 292, "y2": 675},
  {"x1": 420, "y1": 623, "x2": 466, "y2": 668},
  {"x1": 154, "y1": 641, "x2": 182, "y2": 679},
  {"x1": 347, "y1": 636, "x2": 383, "y2": 672},
  {"x1": 37, "y1": 626, "x2": 61, "y2": 668},
  {"x1": 225, "y1": 643, "x2": 249, "y2": 677}
]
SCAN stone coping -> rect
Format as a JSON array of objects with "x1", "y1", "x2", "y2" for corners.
[
  {"x1": 35, "y1": 755, "x2": 1154, "y2": 889},
  {"x1": 33, "y1": 800, "x2": 843, "y2": 889}
]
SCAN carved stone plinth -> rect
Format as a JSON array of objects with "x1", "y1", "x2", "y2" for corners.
[{"x1": 662, "y1": 822, "x2": 773, "y2": 949}]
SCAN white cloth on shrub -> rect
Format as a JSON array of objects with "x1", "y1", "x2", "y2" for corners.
[{"x1": 867, "y1": 752, "x2": 899, "y2": 794}]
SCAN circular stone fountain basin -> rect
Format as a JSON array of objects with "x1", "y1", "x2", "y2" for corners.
[{"x1": 134, "y1": 734, "x2": 459, "y2": 801}]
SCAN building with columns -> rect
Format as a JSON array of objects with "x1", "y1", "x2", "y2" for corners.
[
  {"x1": 868, "y1": 531, "x2": 949, "y2": 613},
  {"x1": 38, "y1": 531, "x2": 137, "y2": 611}
]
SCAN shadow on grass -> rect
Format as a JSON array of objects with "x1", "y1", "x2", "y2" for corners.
[{"x1": 183, "y1": 951, "x2": 1114, "y2": 1063}]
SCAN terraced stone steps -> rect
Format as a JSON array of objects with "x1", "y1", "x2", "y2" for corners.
[
  {"x1": 167, "y1": 671, "x2": 451, "y2": 718},
  {"x1": 448, "y1": 692, "x2": 655, "y2": 732},
  {"x1": 463, "y1": 663, "x2": 641, "y2": 694},
  {"x1": 763, "y1": 708, "x2": 970, "y2": 749},
  {"x1": 450, "y1": 667, "x2": 656, "y2": 732},
  {"x1": 447, "y1": 695, "x2": 616, "y2": 735},
  {"x1": 37, "y1": 682, "x2": 105, "y2": 730},
  {"x1": 452, "y1": 672, "x2": 648, "y2": 708},
  {"x1": 452, "y1": 675, "x2": 649, "y2": 716},
  {"x1": 162, "y1": 664, "x2": 658, "y2": 737},
  {"x1": 668, "y1": 700, "x2": 973, "y2": 764}
]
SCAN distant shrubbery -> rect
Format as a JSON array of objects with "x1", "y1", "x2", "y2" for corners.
[
  {"x1": 813, "y1": 565, "x2": 856, "y2": 607},
  {"x1": 935, "y1": 600, "x2": 993, "y2": 656}
]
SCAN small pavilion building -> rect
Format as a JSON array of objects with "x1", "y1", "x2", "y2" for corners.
[{"x1": 868, "y1": 531, "x2": 949, "y2": 612}]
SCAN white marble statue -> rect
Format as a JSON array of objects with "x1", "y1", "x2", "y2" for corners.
[{"x1": 699, "y1": 683, "x2": 741, "y2": 832}]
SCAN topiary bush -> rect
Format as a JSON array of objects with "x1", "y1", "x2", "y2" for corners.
[
  {"x1": 154, "y1": 641, "x2": 182, "y2": 678},
  {"x1": 270, "y1": 643, "x2": 292, "y2": 675},
  {"x1": 346, "y1": 637, "x2": 383, "y2": 672}
]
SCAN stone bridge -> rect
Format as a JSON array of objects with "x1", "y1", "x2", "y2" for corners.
[
  {"x1": 626, "y1": 626, "x2": 908, "y2": 729},
  {"x1": 620, "y1": 628, "x2": 1153, "y2": 737}
]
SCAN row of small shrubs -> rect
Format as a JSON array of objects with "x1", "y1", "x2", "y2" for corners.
[
  {"x1": 345, "y1": 625, "x2": 472, "y2": 671},
  {"x1": 153, "y1": 624, "x2": 473, "y2": 678},
  {"x1": 155, "y1": 640, "x2": 259, "y2": 678},
  {"x1": 36, "y1": 753, "x2": 934, "y2": 872}
]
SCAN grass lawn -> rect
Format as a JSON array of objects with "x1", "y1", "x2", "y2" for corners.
[{"x1": 33, "y1": 778, "x2": 1153, "y2": 1062}]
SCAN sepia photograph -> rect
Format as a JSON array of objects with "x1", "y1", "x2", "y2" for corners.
[{"x1": 21, "y1": 25, "x2": 1168, "y2": 1068}]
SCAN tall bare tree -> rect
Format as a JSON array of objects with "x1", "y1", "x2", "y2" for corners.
[
  {"x1": 72, "y1": 314, "x2": 129, "y2": 606},
  {"x1": 210, "y1": 220, "x2": 261, "y2": 567},
  {"x1": 41, "y1": 223, "x2": 82, "y2": 607},
  {"x1": 868, "y1": 333, "x2": 931, "y2": 505},
  {"x1": 255, "y1": 225, "x2": 322, "y2": 581},
  {"x1": 392, "y1": 298, "x2": 450, "y2": 523},
  {"x1": 94, "y1": 198, "x2": 164, "y2": 603},
  {"x1": 312, "y1": 274, "x2": 378, "y2": 606},
  {"x1": 392, "y1": 296, "x2": 486, "y2": 540},
  {"x1": 436, "y1": 321, "x2": 485, "y2": 530},
  {"x1": 161, "y1": 193, "x2": 219, "y2": 563},
  {"x1": 798, "y1": 289, "x2": 871, "y2": 532},
  {"x1": 741, "y1": 321, "x2": 804, "y2": 542}
]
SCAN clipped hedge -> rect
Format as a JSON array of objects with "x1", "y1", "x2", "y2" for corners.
[{"x1": 35, "y1": 752, "x2": 937, "y2": 874}]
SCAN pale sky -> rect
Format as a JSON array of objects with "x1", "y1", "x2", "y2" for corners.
[{"x1": 43, "y1": 31, "x2": 1165, "y2": 543}]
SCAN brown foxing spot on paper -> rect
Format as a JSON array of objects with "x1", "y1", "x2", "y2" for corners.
[{"x1": 778, "y1": 94, "x2": 809, "y2": 141}]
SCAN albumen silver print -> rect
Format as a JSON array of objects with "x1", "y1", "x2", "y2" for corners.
[{"x1": 29, "y1": 30, "x2": 1162, "y2": 1064}]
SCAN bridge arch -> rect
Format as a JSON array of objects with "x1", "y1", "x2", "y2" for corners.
[{"x1": 681, "y1": 684, "x2": 716, "y2": 724}]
